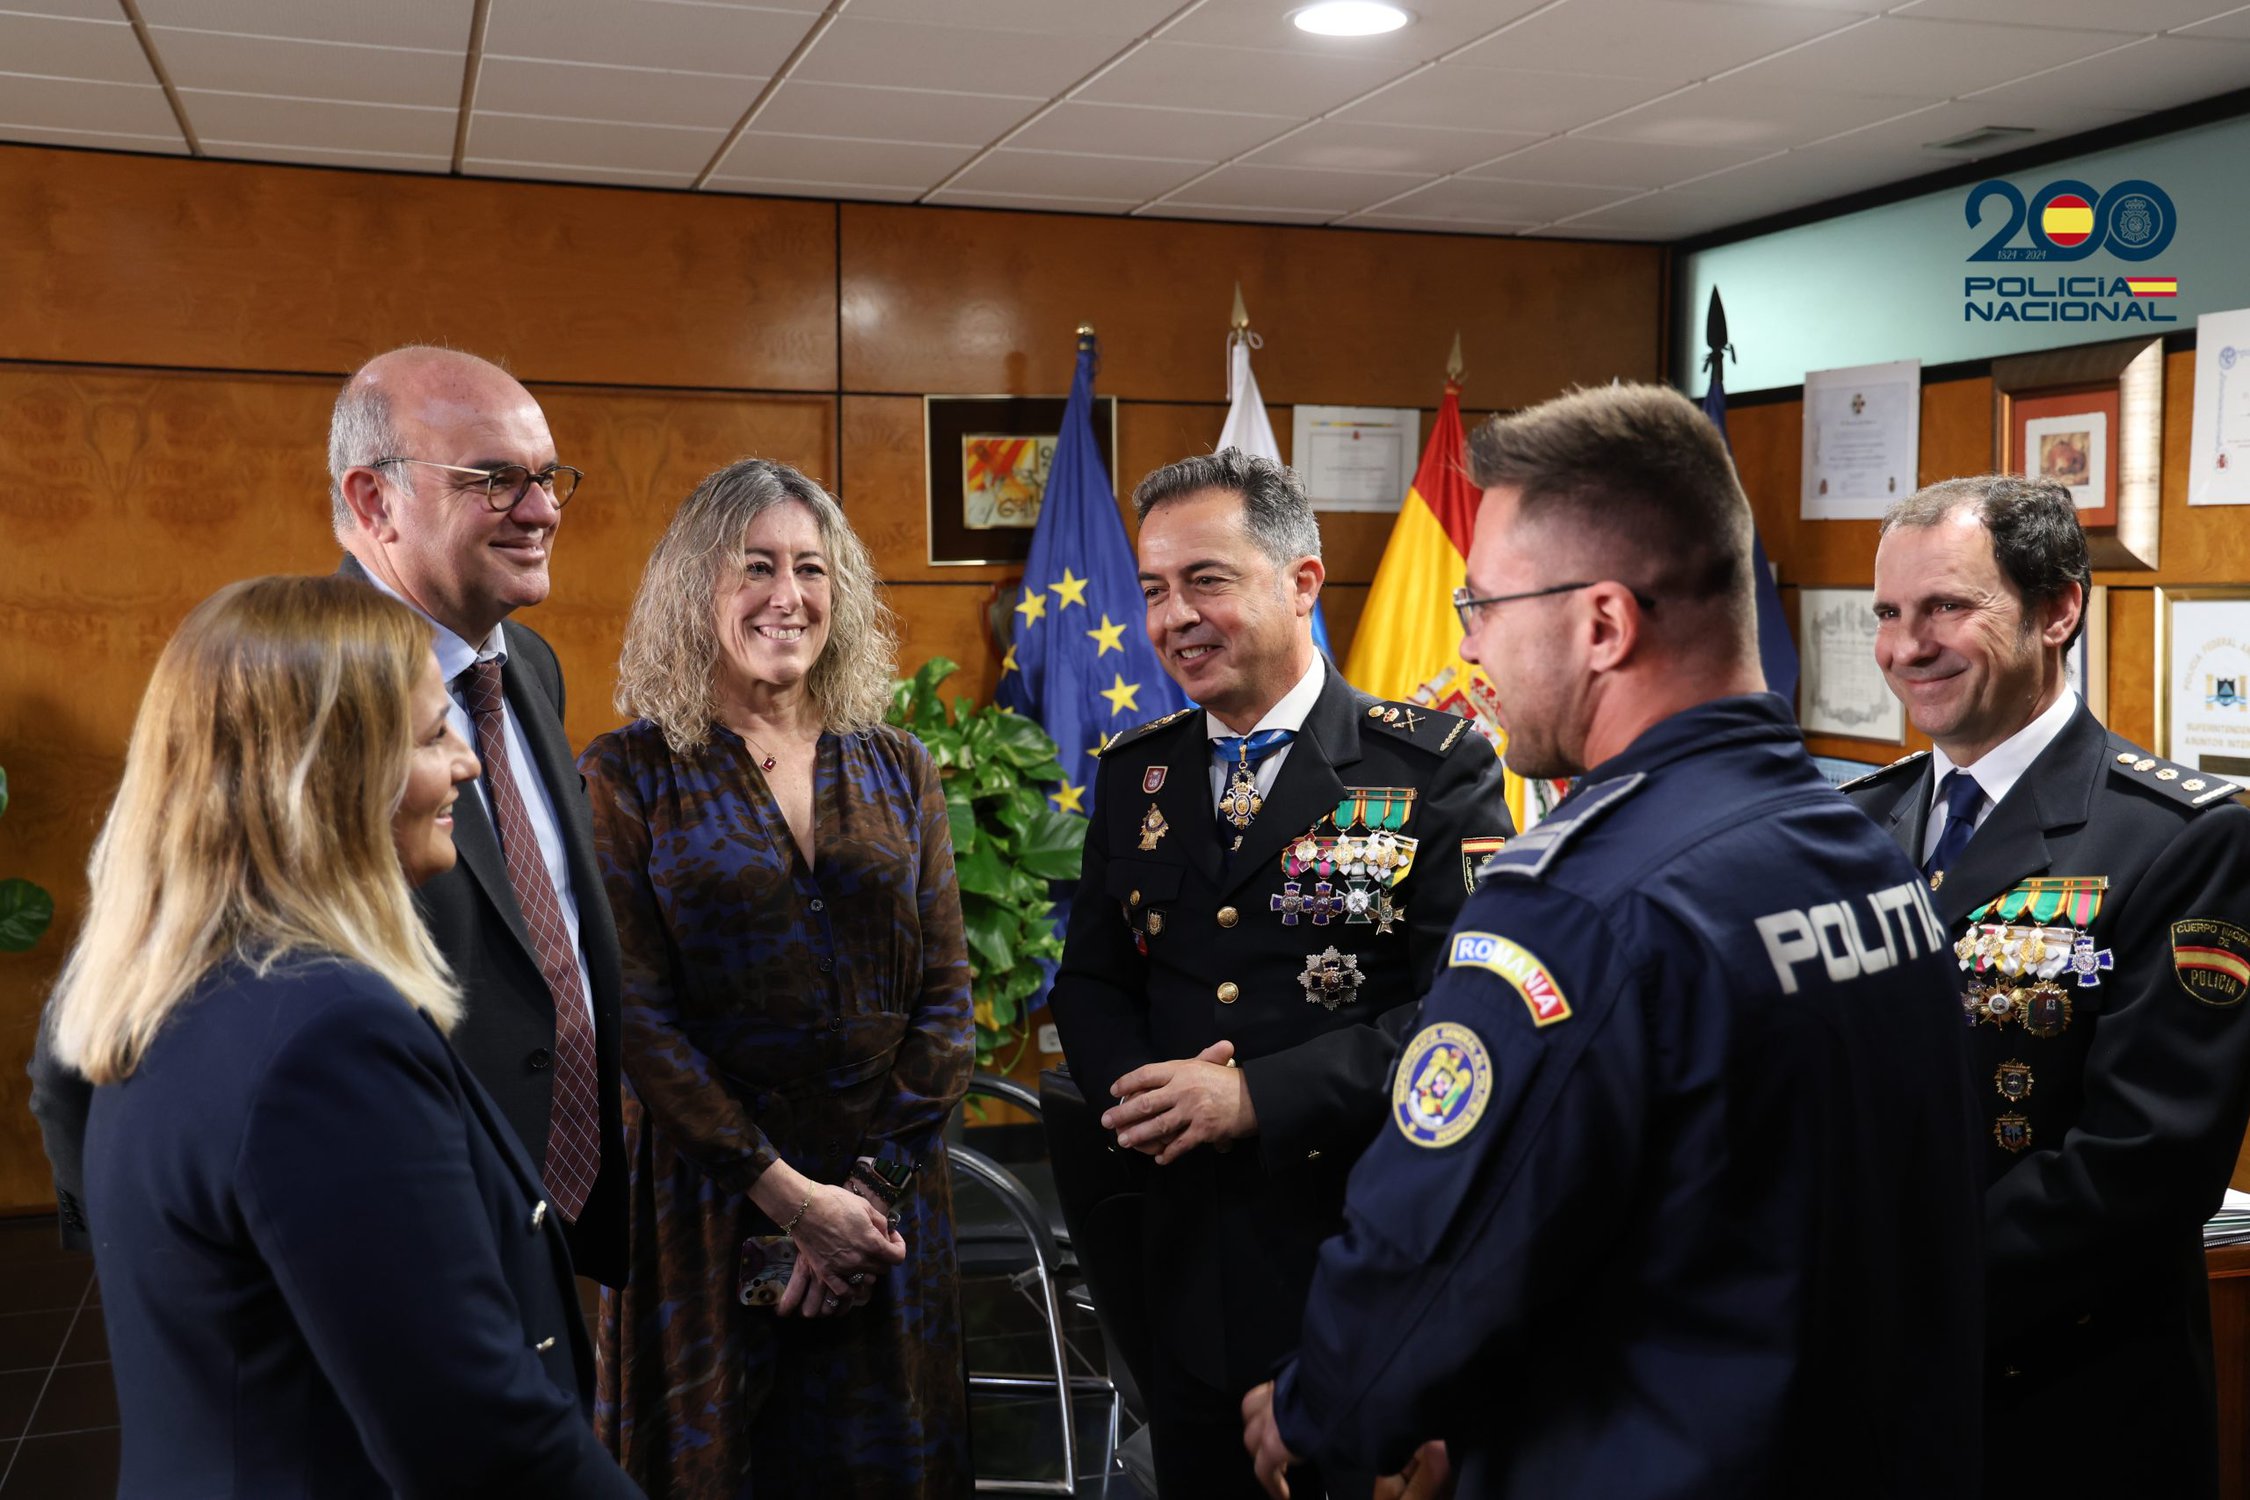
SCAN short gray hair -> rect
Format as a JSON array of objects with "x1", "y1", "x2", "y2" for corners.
[
  {"x1": 1131, "y1": 448, "x2": 1322, "y2": 570},
  {"x1": 327, "y1": 377, "x2": 405, "y2": 536},
  {"x1": 1882, "y1": 474, "x2": 2090, "y2": 650}
]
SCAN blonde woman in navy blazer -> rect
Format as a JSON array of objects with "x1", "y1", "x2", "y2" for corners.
[{"x1": 40, "y1": 576, "x2": 637, "y2": 1498}]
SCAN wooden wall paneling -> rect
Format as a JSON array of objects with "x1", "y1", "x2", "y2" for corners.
[
  {"x1": 0, "y1": 146, "x2": 840, "y2": 390},
  {"x1": 2105, "y1": 586, "x2": 2157, "y2": 750},
  {"x1": 891, "y1": 585, "x2": 1010, "y2": 709},
  {"x1": 839, "y1": 203, "x2": 1664, "y2": 409}
]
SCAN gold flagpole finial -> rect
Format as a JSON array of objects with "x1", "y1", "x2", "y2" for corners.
[
  {"x1": 1446, "y1": 330, "x2": 1465, "y2": 382},
  {"x1": 1076, "y1": 322, "x2": 1096, "y2": 338},
  {"x1": 1230, "y1": 282, "x2": 1250, "y2": 332}
]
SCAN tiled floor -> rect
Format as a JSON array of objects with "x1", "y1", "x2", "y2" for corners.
[{"x1": 0, "y1": 1215, "x2": 116, "y2": 1497}]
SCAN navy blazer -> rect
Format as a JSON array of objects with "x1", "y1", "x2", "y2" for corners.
[{"x1": 85, "y1": 958, "x2": 637, "y2": 1498}]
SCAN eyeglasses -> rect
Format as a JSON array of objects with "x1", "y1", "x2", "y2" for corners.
[
  {"x1": 1451, "y1": 580, "x2": 1655, "y2": 633},
  {"x1": 372, "y1": 457, "x2": 584, "y2": 511}
]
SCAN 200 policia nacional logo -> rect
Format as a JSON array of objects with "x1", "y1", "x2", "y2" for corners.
[{"x1": 1962, "y1": 178, "x2": 2179, "y2": 325}]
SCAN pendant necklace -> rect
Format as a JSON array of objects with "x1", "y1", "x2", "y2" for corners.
[{"x1": 739, "y1": 731, "x2": 780, "y2": 772}]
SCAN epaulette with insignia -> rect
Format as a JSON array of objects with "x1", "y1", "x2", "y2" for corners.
[
  {"x1": 1838, "y1": 750, "x2": 1928, "y2": 793},
  {"x1": 1478, "y1": 772, "x2": 1645, "y2": 884},
  {"x1": 2106, "y1": 740, "x2": 2245, "y2": 808},
  {"x1": 1358, "y1": 699, "x2": 1473, "y2": 753},
  {"x1": 1096, "y1": 706, "x2": 1195, "y2": 757}
]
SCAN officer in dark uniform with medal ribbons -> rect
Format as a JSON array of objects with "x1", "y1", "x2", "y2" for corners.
[
  {"x1": 1049, "y1": 448, "x2": 1509, "y2": 1499},
  {"x1": 1845, "y1": 474, "x2": 2250, "y2": 1499},
  {"x1": 1244, "y1": 385, "x2": 1981, "y2": 1499}
]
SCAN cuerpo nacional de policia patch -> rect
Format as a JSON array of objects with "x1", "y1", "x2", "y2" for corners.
[
  {"x1": 1393, "y1": 1021, "x2": 1493, "y2": 1148},
  {"x1": 2173, "y1": 918, "x2": 2250, "y2": 1007}
]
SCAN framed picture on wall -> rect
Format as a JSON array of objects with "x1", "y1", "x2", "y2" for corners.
[
  {"x1": 2156, "y1": 588, "x2": 2250, "y2": 773},
  {"x1": 1992, "y1": 336, "x2": 2163, "y2": 571},
  {"x1": 923, "y1": 395, "x2": 1117, "y2": 566},
  {"x1": 1797, "y1": 587, "x2": 1906, "y2": 743}
]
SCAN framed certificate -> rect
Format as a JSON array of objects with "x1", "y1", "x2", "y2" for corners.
[
  {"x1": 1798, "y1": 587, "x2": 1905, "y2": 742},
  {"x1": 2157, "y1": 588, "x2": 2250, "y2": 768}
]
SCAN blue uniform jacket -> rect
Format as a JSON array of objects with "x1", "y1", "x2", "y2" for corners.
[
  {"x1": 1273, "y1": 694, "x2": 1982, "y2": 1498},
  {"x1": 86, "y1": 957, "x2": 637, "y2": 1499}
]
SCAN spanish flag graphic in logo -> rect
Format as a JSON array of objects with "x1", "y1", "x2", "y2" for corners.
[
  {"x1": 2041, "y1": 194, "x2": 2094, "y2": 248},
  {"x1": 2126, "y1": 277, "x2": 2179, "y2": 297}
]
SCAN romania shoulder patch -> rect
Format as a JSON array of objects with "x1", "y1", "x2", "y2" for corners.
[
  {"x1": 1392, "y1": 1021, "x2": 1493, "y2": 1148},
  {"x1": 1449, "y1": 930, "x2": 1571, "y2": 1027}
]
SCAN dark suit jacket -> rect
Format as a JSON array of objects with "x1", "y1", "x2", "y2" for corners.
[
  {"x1": 1848, "y1": 703, "x2": 2250, "y2": 1497},
  {"x1": 87, "y1": 958, "x2": 636, "y2": 1498},
  {"x1": 1049, "y1": 666, "x2": 1512, "y2": 1389},
  {"x1": 28, "y1": 561, "x2": 628, "y2": 1285}
]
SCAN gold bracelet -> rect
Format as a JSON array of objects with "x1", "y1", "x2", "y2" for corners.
[{"x1": 779, "y1": 1191, "x2": 812, "y2": 1238}]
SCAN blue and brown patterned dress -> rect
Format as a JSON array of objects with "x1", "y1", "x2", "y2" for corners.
[{"x1": 580, "y1": 718, "x2": 974, "y2": 1498}]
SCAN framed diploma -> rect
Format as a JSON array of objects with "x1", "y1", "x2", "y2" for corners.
[
  {"x1": 1798, "y1": 587, "x2": 1905, "y2": 742},
  {"x1": 1801, "y1": 360, "x2": 1920, "y2": 521},
  {"x1": 2156, "y1": 588, "x2": 2250, "y2": 769},
  {"x1": 1993, "y1": 336, "x2": 2163, "y2": 571},
  {"x1": 2188, "y1": 307, "x2": 2250, "y2": 508}
]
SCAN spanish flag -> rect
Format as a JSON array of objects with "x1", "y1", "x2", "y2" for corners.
[{"x1": 1343, "y1": 383, "x2": 1538, "y2": 827}]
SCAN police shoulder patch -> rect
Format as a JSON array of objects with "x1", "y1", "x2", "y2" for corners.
[
  {"x1": 1837, "y1": 750, "x2": 1928, "y2": 793},
  {"x1": 1477, "y1": 772, "x2": 1644, "y2": 884},
  {"x1": 1392, "y1": 1020, "x2": 1493, "y2": 1148},
  {"x1": 1449, "y1": 930, "x2": 1571, "y2": 1026},
  {"x1": 2107, "y1": 738, "x2": 2242, "y2": 808},
  {"x1": 2174, "y1": 918, "x2": 2250, "y2": 1007},
  {"x1": 1097, "y1": 707, "x2": 1195, "y2": 757}
]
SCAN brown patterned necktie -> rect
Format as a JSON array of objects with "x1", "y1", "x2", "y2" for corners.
[{"x1": 457, "y1": 658, "x2": 599, "y2": 1220}]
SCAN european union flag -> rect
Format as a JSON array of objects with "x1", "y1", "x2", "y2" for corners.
[{"x1": 998, "y1": 331, "x2": 1189, "y2": 815}]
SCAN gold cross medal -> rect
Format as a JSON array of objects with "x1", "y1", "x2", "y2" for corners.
[
  {"x1": 1217, "y1": 770, "x2": 1263, "y2": 831},
  {"x1": 1139, "y1": 803, "x2": 1170, "y2": 851}
]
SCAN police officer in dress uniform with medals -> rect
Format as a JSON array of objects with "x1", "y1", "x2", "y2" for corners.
[
  {"x1": 1243, "y1": 386, "x2": 1981, "y2": 1499},
  {"x1": 1049, "y1": 449, "x2": 1511, "y2": 1499},
  {"x1": 1844, "y1": 475, "x2": 2250, "y2": 1500}
]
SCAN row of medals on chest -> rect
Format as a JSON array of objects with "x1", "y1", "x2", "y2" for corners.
[
  {"x1": 1960, "y1": 919, "x2": 2113, "y2": 1154},
  {"x1": 1131, "y1": 784, "x2": 1418, "y2": 1013}
]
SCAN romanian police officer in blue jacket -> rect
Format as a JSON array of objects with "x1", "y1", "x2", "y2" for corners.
[{"x1": 1242, "y1": 384, "x2": 1983, "y2": 1499}]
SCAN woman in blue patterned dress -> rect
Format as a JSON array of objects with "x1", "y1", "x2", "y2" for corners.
[{"x1": 583, "y1": 458, "x2": 974, "y2": 1497}]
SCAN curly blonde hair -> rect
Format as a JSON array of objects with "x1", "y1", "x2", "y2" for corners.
[{"x1": 615, "y1": 459, "x2": 899, "y2": 752}]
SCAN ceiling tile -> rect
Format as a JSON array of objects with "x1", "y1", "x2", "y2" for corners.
[
  {"x1": 1079, "y1": 40, "x2": 1404, "y2": 116},
  {"x1": 1158, "y1": 0, "x2": 1549, "y2": 62},
  {"x1": 0, "y1": 121, "x2": 186, "y2": 152},
  {"x1": 468, "y1": 111, "x2": 721, "y2": 173},
  {"x1": 1810, "y1": 96, "x2": 2140, "y2": 156},
  {"x1": 1141, "y1": 201, "x2": 1340, "y2": 225},
  {"x1": 0, "y1": 73, "x2": 180, "y2": 135},
  {"x1": 2177, "y1": 10, "x2": 2250, "y2": 40},
  {"x1": 1895, "y1": 0, "x2": 2227, "y2": 31},
  {"x1": 1578, "y1": 71, "x2": 1938, "y2": 148},
  {"x1": 944, "y1": 148, "x2": 1205, "y2": 199},
  {"x1": 206, "y1": 140, "x2": 449, "y2": 172},
  {"x1": 1453, "y1": 0, "x2": 1868, "y2": 83},
  {"x1": 466, "y1": 158, "x2": 700, "y2": 189},
  {"x1": 1006, "y1": 100, "x2": 1292, "y2": 161},
  {"x1": 1465, "y1": 134, "x2": 1777, "y2": 188},
  {"x1": 753, "y1": 79, "x2": 1040, "y2": 146},
  {"x1": 1540, "y1": 193, "x2": 1754, "y2": 236},
  {"x1": 1658, "y1": 141, "x2": 1949, "y2": 208},
  {"x1": 841, "y1": 0, "x2": 1184, "y2": 38},
  {"x1": 1728, "y1": 16, "x2": 2135, "y2": 98},
  {"x1": 1357, "y1": 176, "x2": 1642, "y2": 223},
  {"x1": 1341, "y1": 64, "x2": 1682, "y2": 135},
  {"x1": 1350, "y1": 214, "x2": 1538, "y2": 235},
  {"x1": 1245, "y1": 119, "x2": 1544, "y2": 174},
  {"x1": 0, "y1": 0, "x2": 132, "y2": 17},
  {"x1": 474, "y1": 57, "x2": 761, "y2": 132},
  {"x1": 792, "y1": 15, "x2": 1121, "y2": 94},
  {"x1": 1155, "y1": 160, "x2": 1429, "y2": 213},
  {"x1": 0, "y1": 13, "x2": 156, "y2": 86},
  {"x1": 150, "y1": 30, "x2": 462, "y2": 109},
  {"x1": 136, "y1": 0, "x2": 472, "y2": 48},
  {"x1": 718, "y1": 131, "x2": 978, "y2": 188},
  {"x1": 923, "y1": 187, "x2": 1147, "y2": 213},
  {"x1": 1965, "y1": 33, "x2": 2250, "y2": 112},
  {"x1": 177, "y1": 91, "x2": 456, "y2": 154},
  {"x1": 484, "y1": 0, "x2": 815, "y2": 75},
  {"x1": 703, "y1": 175, "x2": 922, "y2": 202}
]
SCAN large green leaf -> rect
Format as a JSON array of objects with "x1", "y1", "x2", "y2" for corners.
[
  {"x1": 0, "y1": 878, "x2": 54, "y2": 953},
  {"x1": 1010, "y1": 807, "x2": 1089, "y2": 881},
  {"x1": 985, "y1": 709, "x2": 1063, "y2": 769},
  {"x1": 953, "y1": 836, "x2": 1013, "y2": 900},
  {"x1": 958, "y1": 893, "x2": 1017, "y2": 973},
  {"x1": 945, "y1": 794, "x2": 978, "y2": 856}
]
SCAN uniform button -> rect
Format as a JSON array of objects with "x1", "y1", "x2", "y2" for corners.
[
  {"x1": 531, "y1": 1200, "x2": 548, "y2": 1229},
  {"x1": 809, "y1": 898, "x2": 825, "y2": 912},
  {"x1": 535, "y1": 1335, "x2": 557, "y2": 1353},
  {"x1": 527, "y1": 1048, "x2": 551, "y2": 1071},
  {"x1": 828, "y1": 1017, "x2": 843, "y2": 1032},
  {"x1": 818, "y1": 958, "x2": 834, "y2": 974},
  {"x1": 1217, "y1": 982, "x2": 1239, "y2": 1004},
  {"x1": 2076, "y1": 1312, "x2": 2093, "y2": 1326},
  {"x1": 2003, "y1": 1365, "x2": 2021, "y2": 1379},
  {"x1": 1130, "y1": 890, "x2": 1142, "y2": 906},
  {"x1": 1306, "y1": 1150, "x2": 1322, "y2": 1161},
  {"x1": 1217, "y1": 906, "x2": 1239, "y2": 928}
]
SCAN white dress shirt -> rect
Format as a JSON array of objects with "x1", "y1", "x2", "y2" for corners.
[
  {"x1": 1919, "y1": 685, "x2": 2079, "y2": 864},
  {"x1": 1205, "y1": 654, "x2": 1327, "y2": 807}
]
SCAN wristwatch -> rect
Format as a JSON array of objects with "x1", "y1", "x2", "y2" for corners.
[{"x1": 850, "y1": 1156, "x2": 916, "y2": 1206}]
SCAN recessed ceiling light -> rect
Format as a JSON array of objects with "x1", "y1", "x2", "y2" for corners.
[{"x1": 1292, "y1": 2, "x2": 1412, "y2": 38}]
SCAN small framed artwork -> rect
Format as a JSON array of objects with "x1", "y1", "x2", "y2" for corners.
[
  {"x1": 2156, "y1": 587, "x2": 2250, "y2": 770},
  {"x1": 923, "y1": 395, "x2": 1117, "y2": 567},
  {"x1": 1992, "y1": 336, "x2": 2163, "y2": 571}
]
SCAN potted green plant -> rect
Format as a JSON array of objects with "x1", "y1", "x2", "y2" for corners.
[
  {"x1": 0, "y1": 767, "x2": 54, "y2": 953},
  {"x1": 888, "y1": 658, "x2": 1086, "y2": 1067}
]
